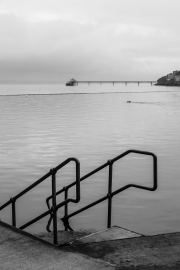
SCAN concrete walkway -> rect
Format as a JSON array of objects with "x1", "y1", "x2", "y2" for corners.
[
  {"x1": 0, "y1": 221, "x2": 114, "y2": 270},
  {"x1": 66, "y1": 231, "x2": 180, "y2": 269}
]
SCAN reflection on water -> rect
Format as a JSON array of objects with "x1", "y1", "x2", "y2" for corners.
[{"x1": 0, "y1": 84, "x2": 180, "y2": 235}]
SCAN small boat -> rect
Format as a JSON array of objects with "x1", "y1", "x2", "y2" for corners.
[{"x1": 66, "y1": 78, "x2": 77, "y2": 86}]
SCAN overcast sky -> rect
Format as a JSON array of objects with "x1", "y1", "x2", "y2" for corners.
[{"x1": 0, "y1": 0, "x2": 180, "y2": 83}]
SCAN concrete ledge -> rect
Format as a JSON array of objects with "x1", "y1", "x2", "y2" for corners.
[
  {"x1": 65, "y1": 231, "x2": 180, "y2": 269},
  {"x1": 0, "y1": 221, "x2": 115, "y2": 270},
  {"x1": 0, "y1": 220, "x2": 55, "y2": 247}
]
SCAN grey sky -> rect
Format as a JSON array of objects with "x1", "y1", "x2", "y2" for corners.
[{"x1": 0, "y1": 0, "x2": 180, "y2": 83}]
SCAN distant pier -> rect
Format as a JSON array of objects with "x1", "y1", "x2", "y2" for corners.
[{"x1": 66, "y1": 79, "x2": 157, "y2": 86}]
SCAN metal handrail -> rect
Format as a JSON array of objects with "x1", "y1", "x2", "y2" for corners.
[
  {"x1": 46, "y1": 150, "x2": 157, "y2": 232},
  {"x1": 0, "y1": 157, "x2": 80, "y2": 245},
  {"x1": 0, "y1": 149, "x2": 157, "y2": 245}
]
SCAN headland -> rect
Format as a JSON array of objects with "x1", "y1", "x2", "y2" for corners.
[{"x1": 156, "y1": 70, "x2": 180, "y2": 86}]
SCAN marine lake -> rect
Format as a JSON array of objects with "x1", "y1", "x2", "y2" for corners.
[{"x1": 0, "y1": 83, "x2": 180, "y2": 235}]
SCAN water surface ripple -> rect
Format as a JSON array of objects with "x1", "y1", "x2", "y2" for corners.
[{"x1": 0, "y1": 84, "x2": 180, "y2": 234}]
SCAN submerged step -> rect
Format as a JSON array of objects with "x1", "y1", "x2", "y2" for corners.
[{"x1": 64, "y1": 225, "x2": 143, "y2": 246}]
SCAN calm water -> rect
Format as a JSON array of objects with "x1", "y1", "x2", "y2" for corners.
[{"x1": 0, "y1": 83, "x2": 180, "y2": 235}]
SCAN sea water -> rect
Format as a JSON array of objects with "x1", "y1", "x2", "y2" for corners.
[{"x1": 0, "y1": 83, "x2": 180, "y2": 235}]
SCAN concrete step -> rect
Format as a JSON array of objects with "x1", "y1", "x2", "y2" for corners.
[
  {"x1": 63, "y1": 225, "x2": 142, "y2": 246},
  {"x1": 0, "y1": 221, "x2": 114, "y2": 270}
]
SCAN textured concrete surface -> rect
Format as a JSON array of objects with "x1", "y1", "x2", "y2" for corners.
[
  {"x1": 2, "y1": 220, "x2": 180, "y2": 269},
  {"x1": 0, "y1": 221, "x2": 114, "y2": 270},
  {"x1": 64, "y1": 226, "x2": 142, "y2": 246},
  {"x1": 66, "y1": 231, "x2": 180, "y2": 269}
]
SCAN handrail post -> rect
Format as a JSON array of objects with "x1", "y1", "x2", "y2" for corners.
[
  {"x1": 75, "y1": 158, "x2": 80, "y2": 203},
  {"x1": 51, "y1": 169, "x2": 58, "y2": 245},
  {"x1": 11, "y1": 197, "x2": 16, "y2": 227},
  {"x1": 64, "y1": 186, "x2": 68, "y2": 231},
  {"x1": 154, "y1": 155, "x2": 158, "y2": 190},
  {"x1": 107, "y1": 160, "x2": 113, "y2": 228}
]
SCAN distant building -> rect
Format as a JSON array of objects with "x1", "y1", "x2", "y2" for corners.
[
  {"x1": 166, "y1": 73, "x2": 173, "y2": 80},
  {"x1": 173, "y1": 70, "x2": 179, "y2": 77},
  {"x1": 174, "y1": 71, "x2": 180, "y2": 82},
  {"x1": 166, "y1": 70, "x2": 180, "y2": 82}
]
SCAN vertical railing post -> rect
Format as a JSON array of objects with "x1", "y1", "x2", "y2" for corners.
[
  {"x1": 64, "y1": 187, "x2": 68, "y2": 231},
  {"x1": 51, "y1": 168, "x2": 58, "y2": 245},
  {"x1": 153, "y1": 155, "x2": 158, "y2": 190},
  {"x1": 11, "y1": 197, "x2": 16, "y2": 227},
  {"x1": 107, "y1": 160, "x2": 113, "y2": 228},
  {"x1": 75, "y1": 159, "x2": 80, "y2": 203}
]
